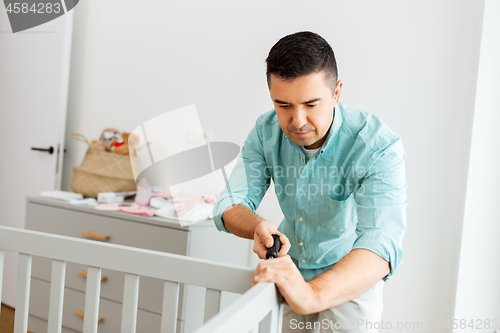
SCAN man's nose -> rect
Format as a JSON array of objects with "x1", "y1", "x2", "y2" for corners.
[{"x1": 291, "y1": 109, "x2": 307, "y2": 130}]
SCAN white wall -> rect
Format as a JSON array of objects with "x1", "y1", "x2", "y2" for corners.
[
  {"x1": 61, "y1": 1, "x2": 486, "y2": 331},
  {"x1": 453, "y1": 0, "x2": 500, "y2": 328}
]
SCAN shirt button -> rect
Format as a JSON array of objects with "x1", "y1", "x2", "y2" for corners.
[
  {"x1": 298, "y1": 217, "x2": 303, "y2": 222},
  {"x1": 299, "y1": 242, "x2": 304, "y2": 246},
  {"x1": 301, "y1": 259, "x2": 306, "y2": 263}
]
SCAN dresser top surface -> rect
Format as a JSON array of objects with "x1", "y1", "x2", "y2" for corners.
[{"x1": 27, "y1": 196, "x2": 215, "y2": 231}]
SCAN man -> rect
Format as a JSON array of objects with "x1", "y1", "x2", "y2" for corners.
[{"x1": 213, "y1": 31, "x2": 407, "y2": 332}]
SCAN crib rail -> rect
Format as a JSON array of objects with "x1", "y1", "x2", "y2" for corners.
[
  {"x1": 0, "y1": 225, "x2": 283, "y2": 333},
  {"x1": 195, "y1": 282, "x2": 283, "y2": 333}
]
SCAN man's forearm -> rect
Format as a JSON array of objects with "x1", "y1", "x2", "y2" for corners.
[
  {"x1": 222, "y1": 205, "x2": 265, "y2": 239},
  {"x1": 308, "y1": 249, "x2": 390, "y2": 312}
]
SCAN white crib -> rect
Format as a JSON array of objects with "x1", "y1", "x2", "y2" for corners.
[{"x1": 0, "y1": 225, "x2": 283, "y2": 333}]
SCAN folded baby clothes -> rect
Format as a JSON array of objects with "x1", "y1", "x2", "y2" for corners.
[
  {"x1": 149, "y1": 197, "x2": 173, "y2": 209},
  {"x1": 119, "y1": 204, "x2": 156, "y2": 217},
  {"x1": 200, "y1": 192, "x2": 219, "y2": 204},
  {"x1": 154, "y1": 190, "x2": 174, "y2": 200},
  {"x1": 95, "y1": 202, "x2": 134, "y2": 211},
  {"x1": 70, "y1": 198, "x2": 98, "y2": 206},
  {"x1": 155, "y1": 203, "x2": 214, "y2": 225},
  {"x1": 179, "y1": 203, "x2": 214, "y2": 220}
]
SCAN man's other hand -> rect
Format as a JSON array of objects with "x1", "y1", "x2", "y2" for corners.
[
  {"x1": 253, "y1": 221, "x2": 290, "y2": 259},
  {"x1": 252, "y1": 255, "x2": 317, "y2": 315}
]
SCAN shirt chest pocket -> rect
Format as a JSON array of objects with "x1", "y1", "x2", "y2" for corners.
[{"x1": 318, "y1": 192, "x2": 357, "y2": 234}]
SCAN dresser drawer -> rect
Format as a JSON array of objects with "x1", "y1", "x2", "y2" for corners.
[
  {"x1": 29, "y1": 278, "x2": 162, "y2": 333},
  {"x1": 25, "y1": 201, "x2": 189, "y2": 253}
]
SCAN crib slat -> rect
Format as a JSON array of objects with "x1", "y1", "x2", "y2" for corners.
[
  {"x1": 259, "y1": 312, "x2": 271, "y2": 333},
  {"x1": 121, "y1": 273, "x2": 140, "y2": 333},
  {"x1": 48, "y1": 260, "x2": 66, "y2": 333},
  {"x1": 204, "y1": 288, "x2": 221, "y2": 323},
  {"x1": 260, "y1": 303, "x2": 284, "y2": 333},
  {"x1": 13, "y1": 253, "x2": 32, "y2": 333},
  {"x1": 0, "y1": 249, "x2": 4, "y2": 312},
  {"x1": 160, "y1": 280, "x2": 179, "y2": 333},
  {"x1": 82, "y1": 266, "x2": 102, "y2": 333},
  {"x1": 276, "y1": 303, "x2": 284, "y2": 333}
]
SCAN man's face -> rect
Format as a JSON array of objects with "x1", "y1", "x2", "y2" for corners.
[{"x1": 269, "y1": 71, "x2": 342, "y2": 149}]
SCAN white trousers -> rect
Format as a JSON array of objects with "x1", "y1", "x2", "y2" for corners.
[{"x1": 282, "y1": 280, "x2": 384, "y2": 333}]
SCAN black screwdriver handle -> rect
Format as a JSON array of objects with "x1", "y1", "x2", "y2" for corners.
[{"x1": 266, "y1": 234, "x2": 282, "y2": 259}]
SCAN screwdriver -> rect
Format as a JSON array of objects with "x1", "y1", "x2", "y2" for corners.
[{"x1": 266, "y1": 234, "x2": 282, "y2": 259}]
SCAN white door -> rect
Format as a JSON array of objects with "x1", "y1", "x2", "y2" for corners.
[{"x1": 0, "y1": 7, "x2": 73, "y2": 307}]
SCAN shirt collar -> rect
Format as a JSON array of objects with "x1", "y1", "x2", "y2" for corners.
[{"x1": 319, "y1": 103, "x2": 343, "y2": 153}]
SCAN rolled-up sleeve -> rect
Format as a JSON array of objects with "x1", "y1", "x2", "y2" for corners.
[
  {"x1": 213, "y1": 118, "x2": 271, "y2": 233},
  {"x1": 352, "y1": 137, "x2": 407, "y2": 281}
]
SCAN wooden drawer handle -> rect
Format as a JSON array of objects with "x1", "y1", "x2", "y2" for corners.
[
  {"x1": 81, "y1": 231, "x2": 110, "y2": 241},
  {"x1": 78, "y1": 270, "x2": 107, "y2": 282},
  {"x1": 75, "y1": 310, "x2": 104, "y2": 323}
]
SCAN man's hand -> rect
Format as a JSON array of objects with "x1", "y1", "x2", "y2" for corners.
[
  {"x1": 252, "y1": 255, "x2": 317, "y2": 315},
  {"x1": 253, "y1": 221, "x2": 290, "y2": 259}
]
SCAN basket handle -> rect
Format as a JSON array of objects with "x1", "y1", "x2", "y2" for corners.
[{"x1": 70, "y1": 133, "x2": 91, "y2": 149}]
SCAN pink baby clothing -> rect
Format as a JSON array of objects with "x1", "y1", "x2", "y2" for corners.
[
  {"x1": 94, "y1": 203, "x2": 133, "y2": 211},
  {"x1": 119, "y1": 204, "x2": 156, "y2": 217},
  {"x1": 154, "y1": 191, "x2": 174, "y2": 200}
]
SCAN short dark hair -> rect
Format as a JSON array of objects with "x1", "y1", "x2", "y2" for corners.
[{"x1": 266, "y1": 31, "x2": 338, "y2": 92}]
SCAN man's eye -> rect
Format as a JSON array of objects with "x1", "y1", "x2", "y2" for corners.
[
  {"x1": 307, "y1": 104, "x2": 317, "y2": 108},
  {"x1": 279, "y1": 105, "x2": 289, "y2": 108}
]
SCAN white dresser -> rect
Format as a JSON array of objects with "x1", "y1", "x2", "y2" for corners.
[{"x1": 24, "y1": 196, "x2": 252, "y2": 333}]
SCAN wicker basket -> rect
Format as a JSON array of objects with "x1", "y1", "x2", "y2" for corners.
[{"x1": 70, "y1": 132, "x2": 136, "y2": 198}]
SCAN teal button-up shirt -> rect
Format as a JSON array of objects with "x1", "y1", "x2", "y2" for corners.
[{"x1": 213, "y1": 103, "x2": 407, "y2": 281}]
